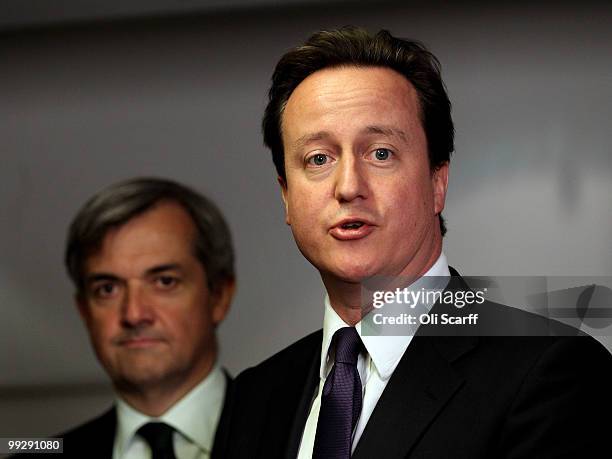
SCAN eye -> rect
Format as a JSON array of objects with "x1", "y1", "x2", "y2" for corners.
[
  {"x1": 155, "y1": 275, "x2": 178, "y2": 290},
  {"x1": 372, "y1": 148, "x2": 392, "y2": 161},
  {"x1": 307, "y1": 153, "x2": 330, "y2": 166},
  {"x1": 92, "y1": 282, "x2": 118, "y2": 299}
]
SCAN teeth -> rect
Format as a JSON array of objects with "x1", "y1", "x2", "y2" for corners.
[{"x1": 342, "y1": 222, "x2": 364, "y2": 230}]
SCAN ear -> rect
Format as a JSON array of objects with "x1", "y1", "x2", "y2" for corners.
[
  {"x1": 277, "y1": 175, "x2": 291, "y2": 225},
  {"x1": 210, "y1": 278, "x2": 236, "y2": 326},
  {"x1": 432, "y1": 161, "x2": 449, "y2": 215}
]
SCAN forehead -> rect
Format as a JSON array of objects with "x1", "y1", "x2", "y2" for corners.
[
  {"x1": 282, "y1": 66, "x2": 421, "y2": 143},
  {"x1": 84, "y1": 201, "x2": 198, "y2": 273}
]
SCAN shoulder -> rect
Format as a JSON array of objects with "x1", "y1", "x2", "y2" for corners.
[
  {"x1": 61, "y1": 407, "x2": 116, "y2": 444},
  {"x1": 425, "y1": 270, "x2": 612, "y2": 386},
  {"x1": 473, "y1": 325, "x2": 612, "y2": 375},
  {"x1": 490, "y1": 333, "x2": 612, "y2": 455},
  {"x1": 516, "y1": 332, "x2": 612, "y2": 378},
  {"x1": 228, "y1": 329, "x2": 322, "y2": 412},
  {"x1": 216, "y1": 331, "x2": 322, "y2": 456},
  {"x1": 467, "y1": 298, "x2": 611, "y2": 366},
  {"x1": 7, "y1": 409, "x2": 116, "y2": 459},
  {"x1": 454, "y1": 303, "x2": 612, "y2": 407},
  {"x1": 235, "y1": 329, "x2": 322, "y2": 386}
]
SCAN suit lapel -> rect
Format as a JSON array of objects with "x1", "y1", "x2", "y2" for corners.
[
  {"x1": 99, "y1": 408, "x2": 117, "y2": 459},
  {"x1": 211, "y1": 371, "x2": 233, "y2": 459},
  {"x1": 353, "y1": 269, "x2": 478, "y2": 458},
  {"x1": 62, "y1": 406, "x2": 116, "y2": 458},
  {"x1": 284, "y1": 342, "x2": 322, "y2": 459},
  {"x1": 353, "y1": 334, "x2": 476, "y2": 458},
  {"x1": 257, "y1": 331, "x2": 322, "y2": 458},
  {"x1": 89, "y1": 407, "x2": 116, "y2": 459}
]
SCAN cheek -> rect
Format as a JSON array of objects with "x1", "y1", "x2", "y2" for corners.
[
  {"x1": 87, "y1": 312, "x2": 116, "y2": 341},
  {"x1": 385, "y1": 180, "x2": 433, "y2": 230},
  {"x1": 176, "y1": 309, "x2": 215, "y2": 355},
  {"x1": 168, "y1": 298, "x2": 214, "y2": 337},
  {"x1": 85, "y1": 315, "x2": 118, "y2": 363},
  {"x1": 289, "y1": 205, "x2": 324, "y2": 249},
  {"x1": 287, "y1": 192, "x2": 322, "y2": 230}
]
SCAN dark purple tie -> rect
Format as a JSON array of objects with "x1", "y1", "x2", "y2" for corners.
[{"x1": 313, "y1": 326, "x2": 363, "y2": 458}]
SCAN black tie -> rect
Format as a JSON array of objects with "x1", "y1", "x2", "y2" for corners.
[
  {"x1": 313, "y1": 326, "x2": 363, "y2": 458},
  {"x1": 137, "y1": 422, "x2": 177, "y2": 459}
]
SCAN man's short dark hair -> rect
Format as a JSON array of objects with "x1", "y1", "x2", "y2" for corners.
[
  {"x1": 262, "y1": 26, "x2": 454, "y2": 235},
  {"x1": 65, "y1": 177, "x2": 235, "y2": 295}
]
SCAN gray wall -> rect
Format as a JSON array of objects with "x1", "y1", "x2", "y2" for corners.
[{"x1": 1, "y1": 0, "x2": 611, "y2": 437}]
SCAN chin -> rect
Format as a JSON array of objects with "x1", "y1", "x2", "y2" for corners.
[
  {"x1": 305, "y1": 248, "x2": 381, "y2": 283},
  {"x1": 119, "y1": 367, "x2": 171, "y2": 388},
  {"x1": 327, "y1": 260, "x2": 381, "y2": 284}
]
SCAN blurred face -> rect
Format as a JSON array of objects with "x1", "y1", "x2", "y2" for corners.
[
  {"x1": 280, "y1": 66, "x2": 448, "y2": 284},
  {"x1": 77, "y1": 201, "x2": 233, "y2": 394}
]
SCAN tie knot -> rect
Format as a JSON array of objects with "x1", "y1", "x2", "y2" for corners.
[
  {"x1": 137, "y1": 422, "x2": 176, "y2": 458},
  {"x1": 333, "y1": 327, "x2": 362, "y2": 365}
]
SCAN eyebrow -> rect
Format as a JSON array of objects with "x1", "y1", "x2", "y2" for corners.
[
  {"x1": 363, "y1": 125, "x2": 409, "y2": 142},
  {"x1": 292, "y1": 126, "x2": 409, "y2": 151},
  {"x1": 85, "y1": 273, "x2": 120, "y2": 285},
  {"x1": 146, "y1": 264, "x2": 182, "y2": 276},
  {"x1": 292, "y1": 131, "x2": 333, "y2": 151},
  {"x1": 85, "y1": 264, "x2": 183, "y2": 285}
]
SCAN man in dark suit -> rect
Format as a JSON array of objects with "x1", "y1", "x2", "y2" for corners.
[
  {"x1": 222, "y1": 27, "x2": 612, "y2": 457},
  {"x1": 60, "y1": 177, "x2": 236, "y2": 458}
]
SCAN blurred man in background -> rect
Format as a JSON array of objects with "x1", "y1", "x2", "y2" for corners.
[{"x1": 63, "y1": 177, "x2": 235, "y2": 458}]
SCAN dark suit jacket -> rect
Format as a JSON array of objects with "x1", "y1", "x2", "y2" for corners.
[
  {"x1": 18, "y1": 373, "x2": 233, "y2": 458},
  {"x1": 222, "y1": 272, "x2": 612, "y2": 458}
]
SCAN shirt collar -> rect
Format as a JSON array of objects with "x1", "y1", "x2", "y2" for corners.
[
  {"x1": 320, "y1": 252, "x2": 450, "y2": 381},
  {"x1": 114, "y1": 363, "x2": 226, "y2": 456}
]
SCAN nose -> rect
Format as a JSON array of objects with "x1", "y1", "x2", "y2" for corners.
[
  {"x1": 120, "y1": 282, "x2": 154, "y2": 328},
  {"x1": 334, "y1": 154, "x2": 369, "y2": 203}
]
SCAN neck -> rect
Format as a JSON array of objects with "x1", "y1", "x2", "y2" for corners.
[
  {"x1": 116, "y1": 358, "x2": 215, "y2": 417},
  {"x1": 322, "y1": 244, "x2": 443, "y2": 326},
  {"x1": 324, "y1": 282, "x2": 363, "y2": 325}
]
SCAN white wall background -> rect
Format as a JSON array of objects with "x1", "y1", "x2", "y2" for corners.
[{"x1": 1, "y1": 0, "x2": 611, "y2": 438}]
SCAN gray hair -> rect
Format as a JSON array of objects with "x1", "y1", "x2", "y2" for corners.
[{"x1": 65, "y1": 177, "x2": 235, "y2": 294}]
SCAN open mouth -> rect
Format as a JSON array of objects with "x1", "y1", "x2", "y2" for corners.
[
  {"x1": 330, "y1": 219, "x2": 374, "y2": 240},
  {"x1": 341, "y1": 221, "x2": 364, "y2": 230}
]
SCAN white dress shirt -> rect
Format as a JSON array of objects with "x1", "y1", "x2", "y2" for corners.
[
  {"x1": 113, "y1": 363, "x2": 226, "y2": 459},
  {"x1": 297, "y1": 253, "x2": 451, "y2": 458}
]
